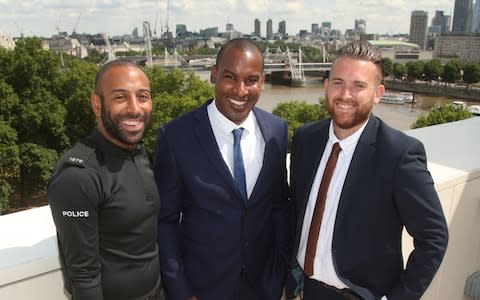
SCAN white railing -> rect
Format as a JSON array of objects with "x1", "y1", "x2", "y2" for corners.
[{"x1": 1, "y1": 117, "x2": 480, "y2": 300}]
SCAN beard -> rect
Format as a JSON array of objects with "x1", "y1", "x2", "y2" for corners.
[
  {"x1": 100, "y1": 97, "x2": 152, "y2": 146},
  {"x1": 326, "y1": 97, "x2": 373, "y2": 131}
]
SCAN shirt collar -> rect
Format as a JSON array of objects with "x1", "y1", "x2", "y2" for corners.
[
  {"x1": 209, "y1": 98, "x2": 256, "y2": 136},
  {"x1": 328, "y1": 118, "x2": 368, "y2": 155}
]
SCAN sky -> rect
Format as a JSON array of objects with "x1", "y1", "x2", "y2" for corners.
[{"x1": 0, "y1": 0, "x2": 455, "y2": 38}]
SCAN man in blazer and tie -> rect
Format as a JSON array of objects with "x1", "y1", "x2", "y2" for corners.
[
  {"x1": 288, "y1": 41, "x2": 448, "y2": 300},
  {"x1": 154, "y1": 38, "x2": 290, "y2": 300}
]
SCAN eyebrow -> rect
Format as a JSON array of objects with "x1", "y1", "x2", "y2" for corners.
[{"x1": 110, "y1": 88, "x2": 151, "y2": 94}]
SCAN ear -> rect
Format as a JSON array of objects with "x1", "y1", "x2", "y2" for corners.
[
  {"x1": 210, "y1": 66, "x2": 217, "y2": 84},
  {"x1": 91, "y1": 92, "x2": 101, "y2": 117},
  {"x1": 374, "y1": 84, "x2": 385, "y2": 104}
]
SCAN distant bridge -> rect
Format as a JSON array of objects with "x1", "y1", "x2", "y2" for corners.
[
  {"x1": 123, "y1": 55, "x2": 332, "y2": 72},
  {"x1": 264, "y1": 62, "x2": 332, "y2": 73}
]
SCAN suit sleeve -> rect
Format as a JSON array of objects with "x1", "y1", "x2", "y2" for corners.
[
  {"x1": 154, "y1": 127, "x2": 193, "y2": 300},
  {"x1": 388, "y1": 140, "x2": 448, "y2": 300},
  {"x1": 48, "y1": 167, "x2": 103, "y2": 300},
  {"x1": 262, "y1": 120, "x2": 292, "y2": 299}
]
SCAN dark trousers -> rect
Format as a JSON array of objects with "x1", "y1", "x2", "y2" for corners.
[
  {"x1": 235, "y1": 271, "x2": 260, "y2": 300},
  {"x1": 303, "y1": 277, "x2": 362, "y2": 300}
]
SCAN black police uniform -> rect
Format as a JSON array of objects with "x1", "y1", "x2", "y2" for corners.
[{"x1": 48, "y1": 130, "x2": 161, "y2": 300}]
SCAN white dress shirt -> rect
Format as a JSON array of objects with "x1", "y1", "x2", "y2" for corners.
[
  {"x1": 207, "y1": 100, "x2": 265, "y2": 198},
  {"x1": 297, "y1": 120, "x2": 367, "y2": 289}
]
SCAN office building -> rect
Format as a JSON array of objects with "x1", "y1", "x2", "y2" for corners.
[
  {"x1": 473, "y1": 0, "x2": 480, "y2": 32},
  {"x1": 278, "y1": 20, "x2": 286, "y2": 38},
  {"x1": 254, "y1": 18, "x2": 261, "y2": 37},
  {"x1": 452, "y1": 0, "x2": 473, "y2": 32},
  {"x1": 266, "y1": 19, "x2": 273, "y2": 39},
  {"x1": 409, "y1": 10, "x2": 428, "y2": 50},
  {"x1": 200, "y1": 27, "x2": 219, "y2": 38},
  {"x1": 431, "y1": 10, "x2": 451, "y2": 33},
  {"x1": 322, "y1": 22, "x2": 332, "y2": 29},
  {"x1": 355, "y1": 19, "x2": 366, "y2": 34},
  {"x1": 176, "y1": 24, "x2": 187, "y2": 37},
  {"x1": 0, "y1": 32, "x2": 15, "y2": 50},
  {"x1": 434, "y1": 32, "x2": 480, "y2": 62},
  {"x1": 312, "y1": 23, "x2": 319, "y2": 35}
]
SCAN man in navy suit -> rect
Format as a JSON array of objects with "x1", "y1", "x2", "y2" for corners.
[
  {"x1": 154, "y1": 38, "x2": 290, "y2": 300},
  {"x1": 288, "y1": 41, "x2": 448, "y2": 300}
]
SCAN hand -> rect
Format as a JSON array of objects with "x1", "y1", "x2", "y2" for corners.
[{"x1": 189, "y1": 297, "x2": 199, "y2": 300}]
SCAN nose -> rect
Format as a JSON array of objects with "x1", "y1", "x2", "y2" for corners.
[
  {"x1": 340, "y1": 85, "x2": 353, "y2": 99},
  {"x1": 126, "y1": 96, "x2": 142, "y2": 115},
  {"x1": 233, "y1": 80, "x2": 248, "y2": 97}
]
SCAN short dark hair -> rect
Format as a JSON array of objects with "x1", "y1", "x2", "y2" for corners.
[
  {"x1": 215, "y1": 38, "x2": 264, "y2": 72},
  {"x1": 94, "y1": 59, "x2": 143, "y2": 95},
  {"x1": 335, "y1": 41, "x2": 384, "y2": 84}
]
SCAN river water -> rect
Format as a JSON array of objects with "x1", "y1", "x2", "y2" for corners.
[{"x1": 195, "y1": 71, "x2": 480, "y2": 131}]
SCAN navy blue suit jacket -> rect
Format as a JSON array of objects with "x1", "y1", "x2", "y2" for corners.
[
  {"x1": 290, "y1": 114, "x2": 448, "y2": 300},
  {"x1": 154, "y1": 100, "x2": 290, "y2": 300}
]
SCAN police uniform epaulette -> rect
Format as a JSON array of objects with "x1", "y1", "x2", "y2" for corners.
[{"x1": 63, "y1": 142, "x2": 96, "y2": 168}]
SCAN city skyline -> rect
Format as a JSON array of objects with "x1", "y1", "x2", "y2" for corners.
[{"x1": 1, "y1": 0, "x2": 454, "y2": 38}]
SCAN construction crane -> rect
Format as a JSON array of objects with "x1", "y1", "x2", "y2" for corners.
[
  {"x1": 163, "y1": 0, "x2": 172, "y2": 39},
  {"x1": 102, "y1": 33, "x2": 116, "y2": 64},
  {"x1": 143, "y1": 21, "x2": 153, "y2": 68},
  {"x1": 72, "y1": 13, "x2": 81, "y2": 35}
]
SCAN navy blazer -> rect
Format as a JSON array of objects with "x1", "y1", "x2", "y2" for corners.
[
  {"x1": 154, "y1": 100, "x2": 290, "y2": 300},
  {"x1": 290, "y1": 114, "x2": 448, "y2": 300}
]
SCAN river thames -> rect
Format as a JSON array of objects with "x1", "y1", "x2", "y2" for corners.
[{"x1": 195, "y1": 71, "x2": 480, "y2": 131}]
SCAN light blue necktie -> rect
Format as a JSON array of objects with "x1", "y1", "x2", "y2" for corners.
[{"x1": 232, "y1": 128, "x2": 247, "y2": 201}]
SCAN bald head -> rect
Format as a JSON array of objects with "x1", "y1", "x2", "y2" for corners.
[
  {"x1": 95, "y1": 59, "x2": 144, "y2": 95},
  {"x1": 215, "y1": 38, "x2": 264, "y2": 72}
]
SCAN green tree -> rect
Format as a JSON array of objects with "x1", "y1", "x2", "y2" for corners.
[
  {"x1": 406, "y1": 61, "x2": 425, "y2": 81},
  {"x1": 143, "y1": 67, "x2": 213, "y2": 152},
  {"x1": 462, "y1": 63, "x2": 480, "y2": 87},
  {"x1": 84, "y1": 48, "x2": 107, "y2": 64},
  {"x1": 0, "y1": 122, "x2": 20, "y2": 213},
  {"x1": 423, "y1": 59, "x2": 443, "y2": 81},
  {"x1": 58, "y1": 59, "x2": 98, "y2": 144},
  {"x1": 393, "y1": 63, "x2": 407, "y2": 79},
  {"x1": 272, "y1": 99, "x2": 329, "y2": 149},
  {"x1": 382, "y1": 58, "x2": 394, "y2": 77},
  {"x1": 411, "y1": 104, "x2": 472, "y2": 129},
  {"x1": 443, "y1": 60, "x2": 462, "y2": 83},
  {"x1": 18, "y1": 143, "x2": 58, "y2": 202}
]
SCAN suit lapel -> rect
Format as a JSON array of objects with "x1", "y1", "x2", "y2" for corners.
[
  {"x1": 248, "y1": 108, "x2": 272, "y2": 203},
  {"x1": 334, "y1": 115, "x2": 378, "y2": 228},
  {"x1": 300, "y1": 122, "x2": 329, "y2": 216},
  {"x1": 192, "y1": 101, "x2": 238, "y2": 191}
]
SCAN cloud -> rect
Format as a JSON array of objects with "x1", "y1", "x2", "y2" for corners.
[{"x1": 0, "y1": 0, "x2": 457, "y2": 37}]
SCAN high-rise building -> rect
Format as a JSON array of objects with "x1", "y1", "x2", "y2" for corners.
[
  {"x1": 473, "y1": 0, "x2": 480, "y2": 33},
  {"x1": 254, "y1": 18, "x2": 261, "y2": 37},
  {"x1": 226, "y1": 23, "x2": 234, "y2": 31},
  {"x1": 355, "y1": 19, "x2": 366, "y2": 34},
  {"x1": 278, "y1": 20, "x2": 286, "y2": 38},
  {"x1": 409, "y1": 10, "x2": 428, "y2": 50},
  {"x1": 322, "y1": 22, "x2": 332, "y2": 29},
  {"x1": 176, "y1": 24, "x2": 187, "y2": 37},
  {"x1": 266, "y1": 19, "x2": 273, "y2": 39},
  {"x1": 452, "y1": 0, "x2": 473, "y2": 32},
  {"x1": 431, "y1": 10, "x2": 451, "y2": 33},
  {"x1": 312, "y1": 23, "x2": 319, "y2": 35}
]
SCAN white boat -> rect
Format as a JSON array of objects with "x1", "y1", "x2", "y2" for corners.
[
  {"x1": 380, "y1": 93, "x2": 405, "y2": 104},
  {"x1": 400, "y1": 92, "x2": 414, "y2": 103},
  {"x1": 451, "y1": 101, "x2": 468, "y2": 108},
  {"x1": 468, "y1": 105, "x2": 480, "y2": 116}
]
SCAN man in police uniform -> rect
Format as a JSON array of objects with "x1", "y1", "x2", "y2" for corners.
[{"x1": 48, "y1": 59, "x2": 162, "y2": 300}]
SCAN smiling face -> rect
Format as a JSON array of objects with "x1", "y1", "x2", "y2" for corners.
[
  {"x1": 91, "y1": 65, "x2": 152, "y2": 150},
  {"x1": 210, "y1": 46, "x2": 265, "y2": 125},
  {"x1": 325, "y1": 56, "x2": 385, "y2": 139}
]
